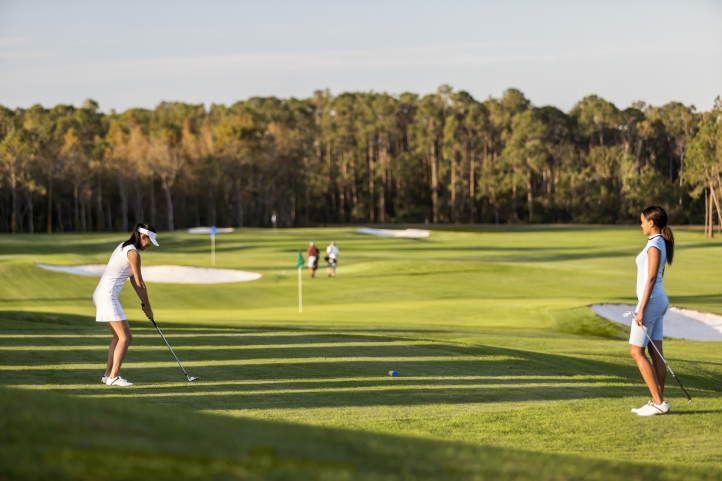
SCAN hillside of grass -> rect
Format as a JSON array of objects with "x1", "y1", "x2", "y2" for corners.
[
  {"x1": 4, "y1": 385, "x2": 722, "y2": 481},
  {"x1": 1, "y1": 226, "x2": 721, "y2": 479}
]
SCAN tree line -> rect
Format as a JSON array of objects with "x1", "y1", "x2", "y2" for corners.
[{"x1": 1, "y1": 87, "x2": 721, "y2": 236}]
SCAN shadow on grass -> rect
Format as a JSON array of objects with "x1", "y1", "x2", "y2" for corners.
[
  {"x1": 0, "y1": 236, "x2": 124, "y2": 255},
  {"x1": 666, "y1": 410, "x2": 722, "y2": 415},
  {"x1": 0, "y1": 297, "x2": 90, "y2": 305},
  {"x1": 2, "y1": 313, "x2": 719, "y2": 411},
  {"x1": 669, "y1": 294, "x2": 722, "y2": 306},
  {"x1": 3, "y1": 385, "x2": 715, "y2": 481},
  {"x1": 552, "y1": 307, "x2": 628, "y2": 339},
  {"x1": 0, "y1": 310, "x2": 94, "y2": 328}
]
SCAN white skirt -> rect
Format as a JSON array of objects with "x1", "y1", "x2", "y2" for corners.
[{"x1": 93, "y1": 289, "x2": 127, "y2": 322}]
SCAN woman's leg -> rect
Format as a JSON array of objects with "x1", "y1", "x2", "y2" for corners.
[
  {"x1": 107, "y1": 320, "x2": 132, "y2": 378},
  {"x1": 629, "y1": 345, "x2": 663, "y2": 404},
  {"x1": 648, "y1": 341, "x2": 667, "y2": 398},
  {"x1": 105, "y1": 325, "x2": 120, "y2": 377}
]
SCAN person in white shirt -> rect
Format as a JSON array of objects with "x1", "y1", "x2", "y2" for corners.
[
  {"x1": 93, "y1": 223, "x2": 158, "y2": 387},
  {"x1": 325, "y1": 241, "x2": 339, "y2": 278},
  {"x1": 629, "y1": 206, "x2": 674, "y2": 417}
]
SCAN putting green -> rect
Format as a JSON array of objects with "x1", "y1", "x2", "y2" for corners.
[{"x1": 1, "y1": 226, "x2": 721, "y2": 480}]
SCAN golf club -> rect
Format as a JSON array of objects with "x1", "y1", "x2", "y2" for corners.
[
  {"x1": 623, "y1": 311, "x2": 691, "y2": 402},
  {"x1": 143, "y1": 303, "x2": 199, "y2": 382}
]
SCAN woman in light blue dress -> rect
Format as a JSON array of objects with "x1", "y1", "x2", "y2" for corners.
[{"x1": 629, "y1": 206, "x2": 674, "y2": 417}]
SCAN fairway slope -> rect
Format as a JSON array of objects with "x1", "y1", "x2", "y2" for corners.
[
  {"x1": 2, "y1": 386, "x2": 720, "y2": 481},
  {"x1": 2, "y1": 227, "x2": 722, "y2": 479}
]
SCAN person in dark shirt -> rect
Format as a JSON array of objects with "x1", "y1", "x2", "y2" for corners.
[{"x1": 307, "y1": 242, "x2": 319, "y2": 278}]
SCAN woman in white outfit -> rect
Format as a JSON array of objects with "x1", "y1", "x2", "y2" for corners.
[
  {"x1": 93, "y1": 223, "x2": 159, "y2": 387},
  {"x1": 629, "y1": 206, "x2": 674, "y2": 416}
]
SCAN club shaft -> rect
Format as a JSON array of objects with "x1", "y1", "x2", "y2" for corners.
[
  {"x1": 642, "y1": 329, "x2": 692, "y2": 402},
  {"x1": 151, "y1": 319, "x2": 189, "y2": 377}
]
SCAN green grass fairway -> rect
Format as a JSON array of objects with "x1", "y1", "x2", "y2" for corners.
[{"x1": 2, "y1": 226, "x2": 722, "y2": 480}]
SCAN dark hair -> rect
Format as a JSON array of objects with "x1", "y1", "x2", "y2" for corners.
[
  {"x1": 122, "y1": 223, "x2": 156, "y2": 249},
  {"x1": 642, "y1": 206, "x2": 674, "y2": 265}
]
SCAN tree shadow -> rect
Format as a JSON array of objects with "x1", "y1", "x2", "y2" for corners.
[
  {"x1": 669, "y1": 294, "x2": 722, "y2": 306},
  {"x1": 0, "y1": 297, "x2": 89, "y2": 304},
  {"x1": 2, "y1": 324, "x2": 719, "y2": 412},
  {"x1": 0, "y1": 310, "x2": 95, "y2": 328},
  {"x1": 356, "y1": 246, "x2": 637, "y2": 264}
]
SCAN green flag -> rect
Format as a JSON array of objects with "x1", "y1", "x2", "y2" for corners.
[{"x1": 296, "y1": 250, "x2": 304, "y2": 269}]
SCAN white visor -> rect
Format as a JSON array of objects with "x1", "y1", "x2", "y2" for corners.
[{"x1": 138, "y1": 227, "x2": 159, "y2": 246}]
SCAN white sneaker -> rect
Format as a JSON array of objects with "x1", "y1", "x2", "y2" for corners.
[
  {"x1": 101, "y1": 375, "x2": 108, "y2": 384},
  {"x1": 633, "y1": 400, "x2": 671, "y2": 414},
  {"x1": 631, "y1": 401, "x2": 651, "y2": 414},
  {"x1": 636, "y1": 401, "x2": 669, "y2": 416},
  {"x1": 105, "y1": 376, "x2": 133, "y2": 387}
]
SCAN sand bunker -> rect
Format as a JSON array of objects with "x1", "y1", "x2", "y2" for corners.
[
  {"x1": 187, "y1": 227, "x2": 234, "y2": 234},
  {"x1": 590, "y1": 304, "x2": 722, "y2": 341},
  {"x1": 35, "y1": 263, "x2": 261, "y2": 284},
  {"x1": 356, "y1": 228, "x2": 430, "y2": 238}
]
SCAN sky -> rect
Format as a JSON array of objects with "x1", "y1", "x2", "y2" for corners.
[{"x1": 1, "y1": 0, "x2": 720, "y2": 113}]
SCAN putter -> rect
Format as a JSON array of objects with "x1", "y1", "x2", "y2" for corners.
[
  {"x1": 623, "y1": 311, "x2": 691, "y2": 402},
  {"x1": 143, "y1": 303, "x2": 199, "y2": 382}
]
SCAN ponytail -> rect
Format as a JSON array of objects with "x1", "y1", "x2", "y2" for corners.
[
  {"x1": 642, "y1": 206, "x2": 674, "y2": 266},
  {"x1": 661, "y1": 225, "x2": 674, "y2": 266},
  {"x1": 122, "y1": 223, "x2": 157, "y2": 249}
]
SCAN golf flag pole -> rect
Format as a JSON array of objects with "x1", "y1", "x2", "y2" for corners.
[
  {"x1": 296, "y1": 250, "x2": 304, "y2": 313},
  {"x1": 210, "y1": 225, "x2": 217, "y2": 266}
]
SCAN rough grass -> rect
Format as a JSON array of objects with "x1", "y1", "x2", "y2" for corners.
[{"x1": 1, "y1": 226, "x2": 722, "y2": 480}]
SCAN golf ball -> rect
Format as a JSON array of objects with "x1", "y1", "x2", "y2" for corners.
[{"x1": 388, "y1": 371, "x2": 399, "y2": 377}]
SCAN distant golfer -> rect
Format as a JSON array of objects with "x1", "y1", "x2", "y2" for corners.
[
  {"x1": 325, "y1": 241, "x2": 339, "y2": 278},
  {"x1": 93, "y1": 223, "x2": 159, "y2": 387},
  {"x1": 629, "y1": 206, "x2": 674, "y2": 416},
  {"x1": 307, "y1": 241, "x2": 319, "y2": 278}
]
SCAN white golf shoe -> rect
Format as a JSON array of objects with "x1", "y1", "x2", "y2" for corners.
[
  {"x1": 631, "y1": 401, "x2": 650, "y2": 413},
  {"x1": 105, "y1": 376, "x2": 133, "y2": 387},
  {"x1": 636, "y1": 401, "x2": 669, "y2": 416},
  {"x1": 632, "y1": 400, "x2": 671, "y2": 414},
  {"x1": 101, "y1": 375, "x2": 108, "y2": 384}
]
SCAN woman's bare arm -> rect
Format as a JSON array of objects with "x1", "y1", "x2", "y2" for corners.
[
  {"x1": 128, "y1": 250, "x2": 153, "y2": 320},
  {"x1": 634, "y1": 247, "x2": 661, "y2": 326}
]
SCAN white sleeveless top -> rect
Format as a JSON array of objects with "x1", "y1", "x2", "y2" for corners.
[
  {"x1": 635, "y1": 234, "x2": 666, "y2": 300},
  {"x1": 94, "y1": 243, "x2": 137, "y2": 300}
]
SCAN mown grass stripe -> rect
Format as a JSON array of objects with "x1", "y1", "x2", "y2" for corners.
[
  {"x1": 0, "y1": 355, "x2": 524, "y2": 370},
  {"x1": 0, "y1": 331, "x2": 351, "y2": 339},
  {"x1": 80, "y1": 381, "x2": 641, "y2": 399},
  {"x1": 9, "y1": 374, "x2": 626, "y2": 390},
  {"x1": 0, "y1": 341, "x2": 439, "y2": 351}
]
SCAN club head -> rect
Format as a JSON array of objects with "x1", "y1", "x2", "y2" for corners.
[{"x1": 187, "y1": 376, "x2": 199, "y2": 382}]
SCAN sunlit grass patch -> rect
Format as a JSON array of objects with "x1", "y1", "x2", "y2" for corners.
[{"x1": 2, "y1": 227, "x2": 722, "y2": 479}]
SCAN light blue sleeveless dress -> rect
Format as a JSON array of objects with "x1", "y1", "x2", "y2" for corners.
[{"x1": 630, "y1": 234, "x2": 669, "y2": 347}]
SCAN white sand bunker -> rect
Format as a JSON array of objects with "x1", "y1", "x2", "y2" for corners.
[
  {"x1": 591, "y1": 304, "x2": 722, "y2": 341},
  {"x1": 356, "y1": 227, "x2": 430, "y2": 238},
  {"x1": 187, "y1": 227, "x2": 234, "y2": 234},
  {"x1": 35, "y1": 263, "x2": 261, "y2": 284}
]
